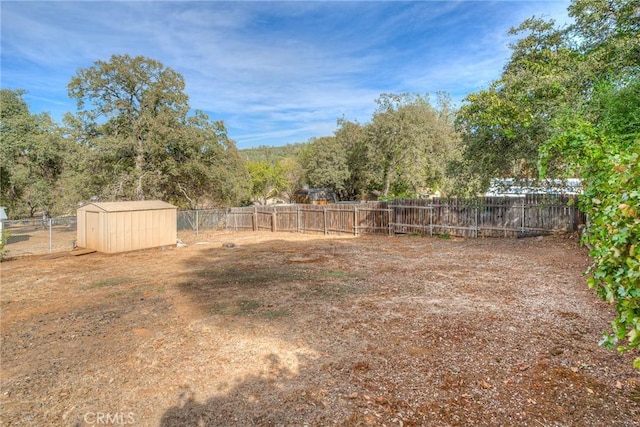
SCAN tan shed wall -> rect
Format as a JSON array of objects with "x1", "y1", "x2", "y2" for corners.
[
  {"x1": 76, "y1": 202, "x2": 176, "y2": 253},
  {"x1": 101, "y1": 209, "x2": 176, "y2": 253},
  {"x1": 87, "y1": 211, "x2": 102, "y2": 251}
]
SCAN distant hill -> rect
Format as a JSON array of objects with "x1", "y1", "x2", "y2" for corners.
[{"x1": 240, "y1": 143, "x2": 305, "y2": 163}]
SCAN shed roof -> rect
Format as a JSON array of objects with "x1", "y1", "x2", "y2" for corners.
[{"x1": 78, "y1": 200, "x2": 176, "y2": 213}]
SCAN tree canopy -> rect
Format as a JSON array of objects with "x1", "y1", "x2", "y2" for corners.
[
  {"x1": 368, "y1": 93, "x2": 460, "y2": 197},
  {"x1": 297, "y1": 94, "x2": 461, "y2": 200},
  {"x1": 66, "y1": 54, "x2": 250, "y2": 208},
  {"x1": 1, "y1": 55, "x2": 251, "y2": 217},
  {"x1": 240, "y1": 143, "x2": 304, "y2": 163},
  {"x1": 0, "y1": 89, "x2": 67, "y2": 217}
]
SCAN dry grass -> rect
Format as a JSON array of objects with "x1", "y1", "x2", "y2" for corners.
[{"x1": 1, "y1": 231, "x2": 638, "y2": 426}]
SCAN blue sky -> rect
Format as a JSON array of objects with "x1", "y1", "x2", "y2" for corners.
[{"x1": 1, "y1": 1, "x2": 572, "y2": 149}]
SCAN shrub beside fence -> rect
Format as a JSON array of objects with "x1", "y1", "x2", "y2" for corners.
[{"x1": 1, "y1": 195, "x2": 583, "y2": 258}]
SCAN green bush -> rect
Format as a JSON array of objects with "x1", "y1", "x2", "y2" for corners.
[
  {"x1": 582, "y1": 145, "x2": 639, "y2": 368},
  {"x1": 0, "y1": 228, "x2": 10, "y2": 260},
  {"x1": 540, "y1": 78, "x2": 640, "y2": 369}
]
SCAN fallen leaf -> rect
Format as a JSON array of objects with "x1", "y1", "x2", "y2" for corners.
[
  {"x1": 481, "y1": 380, "x2": 490, "y2": 389},
  {"x1": 513, "y1": 412, "x2": 527, "y2": 420},
  {"x1": 550, "y1": 347, "x2": 564, "y2": 356},
  {"x1": 615, "y1": 381, "x2": 623, "y2": 390},
  {"x1": 586, "y1": 388, "x2": 594, "y2": 394}
]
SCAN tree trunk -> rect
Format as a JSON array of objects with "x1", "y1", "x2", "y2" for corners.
[
  {"x1": 136, "y1": 173, "x2": 145, "y2": 200},
  {"x1": 382, "y1": 171, "x2": 391, "y2": 197},
  {"x1": 135, "y1": 136, "x2": 145, "y2": 200}
]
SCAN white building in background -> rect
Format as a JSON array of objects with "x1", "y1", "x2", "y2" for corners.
[
  {"x1": 0, "y1": 207, "x2": 7, "y2": 234},
  {"x1": 486, "y1": 178, "x2": 583, "y2": 197}
]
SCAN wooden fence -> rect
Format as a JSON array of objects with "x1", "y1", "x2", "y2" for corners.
[
  {"x1": 225, "y1": 195, "x2": 584, "y2": 238},
  {"x1": 2, "y1": 195, "x2": 583, "y2": 257}
]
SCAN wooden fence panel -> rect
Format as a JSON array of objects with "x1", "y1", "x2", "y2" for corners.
[
  {"x1": 356, "y1": 206, "x2": 391, "y2": 235},
  {"x1": 300, "y1": 207, "x2": 326, "y2": 233},
  {"x1": 432, "y1": 198, "x2": 478, "y2": 237},
  {"x1": 326, "y1": 205, "x2": 357, "y2": 235},
  {"x1": 391, "y1": 203, "x2": 430, "y2": 235},
  {"x1": 477, "y1": 198, "x2": 521, "y2": 237},
  {"x1": 255, "y1": 208, "x2": 273, "y2": 231},
  {"x1": 222, "y1": 195, "x2": 583, "y2": 238},
  {"x1": 226, "y1": 207, "x2": 254, "y2": 231},
  {"x1": 275, "y1": 206, "x2": 300, "y2": 232}
]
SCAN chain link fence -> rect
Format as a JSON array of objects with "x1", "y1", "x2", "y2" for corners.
[
  {"x1": 1, "y1": 217, "x2": 77, "y2": 258},
  {"x1": 177, "y1": 209, "x2": 228, "y2": 239}
]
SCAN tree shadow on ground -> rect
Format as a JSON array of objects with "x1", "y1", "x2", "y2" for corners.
[
  {"x1": 175, "y1": 237, "x2": 364, "y2": 317},
  {"x1": 6, "y1": 234, "x2": 30, "y2": 244},
  {"x1": 159, "y1": 353, "x2": 342, "y2": 427},
  {"x1": 161, "y1": 237, "x2": 372, "y2": 426}
]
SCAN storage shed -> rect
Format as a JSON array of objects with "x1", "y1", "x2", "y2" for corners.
[{"x1": 77, "y1": 201, "x2": 177, "y2": 253}]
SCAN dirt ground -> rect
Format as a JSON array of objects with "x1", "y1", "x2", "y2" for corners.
[{"x1": 1, "y1": 231, "x2": 638, "y2": 426}]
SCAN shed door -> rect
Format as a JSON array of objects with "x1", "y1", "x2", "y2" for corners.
[{"x1": 86, "y1": 211, "x2": 100, "y2": 250}]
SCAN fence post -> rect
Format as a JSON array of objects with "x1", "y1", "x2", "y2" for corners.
[
  {"x1": 253, "y1": 206, "x2": 257, "y2": 231},
  {"x1": 272, "y1": 209, "x2": 277, "y2": 232},
  {"x1": 521, "y1": 200, "x2": 526, "y2": 234},
  {"x1": 387, "y1": 208, "x2": 393, "y2": 236},
  {"x1": 195, "y1": 209, "x2": 199, "y2": 237},
  {"x1": 475, "y1": 203, "x2": 479, "y2": 238},
  {"x1": 297, "y1": 205, "x2": 301, "y2": 233},
  {"x1": 353, "y1": 207, "x2": 358, "y2": 236},
  {"x1": 429, "y1": 203, "x2": 433, "y2": 236},
  {"x1": 49, "y1": 217, "x2": 53, "y2": 254},
  {"x1": 323, "y1": 207, "x2": 328, "y2": 235}
]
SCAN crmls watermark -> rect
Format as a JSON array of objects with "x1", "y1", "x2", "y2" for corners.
[{"x1": 83, "y1": 412, "x2": 135, "y2": 425}]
